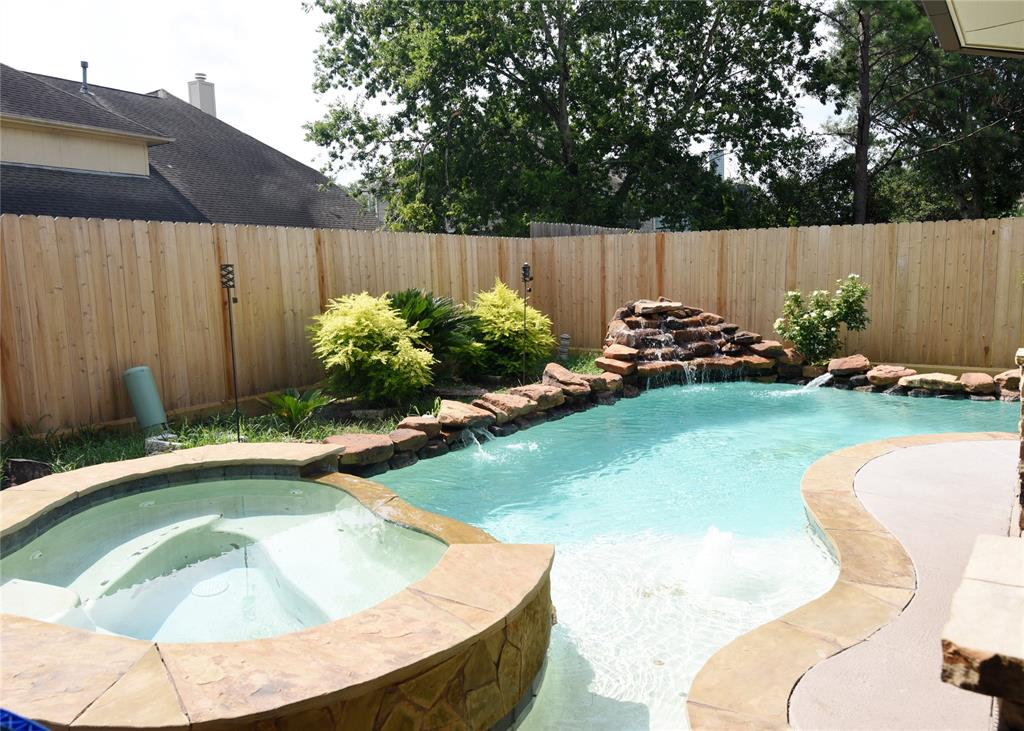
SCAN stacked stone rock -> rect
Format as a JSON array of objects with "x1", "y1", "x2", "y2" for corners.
[
  {"x1": 595, "y1": 298, "x2": 804, "y2": 385},
  {"x1": 827, "y1": 355, "x2": 1022, "y2": 402},
  {"x1": 325, "y1": 363, "x2": 625, "y2": 477}
]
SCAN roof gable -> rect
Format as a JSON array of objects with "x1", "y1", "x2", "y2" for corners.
[{"x1": 1, "y1": 66, "x2": 380, "y2": 230}]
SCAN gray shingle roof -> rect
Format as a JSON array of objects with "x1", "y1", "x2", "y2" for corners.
[
  {"x1": 0, "y1": 64, "x2": 165, "y2": 139},
  {"x1": 0, "y1": 164, "x2": 205, "y2": 223},
  {"x1": 0, "y1": 65, "x2": 381, "y2": 230}
]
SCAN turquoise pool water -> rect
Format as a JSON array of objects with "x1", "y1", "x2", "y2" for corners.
[{"x1": 377, "y1": 382, "x2": 1017, "y2": 729}]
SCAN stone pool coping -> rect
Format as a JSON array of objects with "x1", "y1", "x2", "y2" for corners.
[
  {"x1": 0, "y1": 444, "x2": 554, "y2": 730},
  {"x1": 686, "y1": 430, "x2": 1017, "y2": 730}
]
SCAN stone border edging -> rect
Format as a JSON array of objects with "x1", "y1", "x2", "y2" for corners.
[
  {"x1": 0, "y1": 444, "x2": 555, "y2": 730},
  {"x1": 686, "y1": 431, "x2": 1017, "y2": 730}
]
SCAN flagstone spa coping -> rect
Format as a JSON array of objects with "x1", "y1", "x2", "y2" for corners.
[
  {"x1": 0, "y1": 443, "x2": 554, "y2": 730},
  {"x1": 686, "y1": 431, "x2": 1017, "y2": 730}
]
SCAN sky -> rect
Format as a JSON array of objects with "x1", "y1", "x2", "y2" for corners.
[{"x1": 2, "y1": 0, "x2": 835, "y2": 186}]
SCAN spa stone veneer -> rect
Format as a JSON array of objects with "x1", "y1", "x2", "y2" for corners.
[{"x1": 0, "y1": 443, "x2": 554, "y2": 730}]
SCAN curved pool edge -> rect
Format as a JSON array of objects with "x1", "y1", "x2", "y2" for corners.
[
  {"x1": 0, "y1": 443, "x2": 554, "y2": 730},
  {"x1": 685, "y1": 431, "x2": 1016, "y2": 730}
]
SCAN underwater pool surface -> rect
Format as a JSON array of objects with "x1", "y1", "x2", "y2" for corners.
[
  {"x1": 0, "y1": 479, "x2": 445, "y2": 642},
  {"x1": 376, "y1": 382, "x2": 1017, "y2": 729}
]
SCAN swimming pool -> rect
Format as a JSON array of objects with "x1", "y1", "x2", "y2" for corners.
[{"x1": 376, "y1": 382, "x2": 1017, "y2": 729}]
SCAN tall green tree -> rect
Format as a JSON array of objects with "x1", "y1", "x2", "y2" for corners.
[
  {"x1": 807, "y1": 0, "x2": 1024, "y2": 223},
  {"x1": 307, "y1": 0, "x2": 818, "y2": 234}
]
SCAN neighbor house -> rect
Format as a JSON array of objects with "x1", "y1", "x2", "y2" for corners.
[{"x1": 0, "y1": 63, "x2": 381, "y2": 229}]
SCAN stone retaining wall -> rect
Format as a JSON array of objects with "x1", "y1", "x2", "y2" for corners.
[{"x1": 324, "y1": 365, "x2": 629, "y2": 478}]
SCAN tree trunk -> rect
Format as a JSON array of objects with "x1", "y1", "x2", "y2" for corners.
[
  {"x1": 853, "y1": 8, "x2": 872, "y2": 224},
  {"x1": 553, "y1": 7, "x2": 579, "y2": 220}
]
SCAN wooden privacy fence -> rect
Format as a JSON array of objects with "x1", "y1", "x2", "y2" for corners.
[{"x1": 1, "y1": 213, "x2": 1022, "y2": 434}]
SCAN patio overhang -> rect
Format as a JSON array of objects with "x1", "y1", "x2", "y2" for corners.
[{"x1": 921, "y1": 0, "x2": 1024, "y2": 59}]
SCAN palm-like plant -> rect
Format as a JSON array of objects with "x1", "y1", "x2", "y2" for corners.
[
  {"x1": 260, "y1": 388, "x2": 334, "y2": 432},
  {"x1": 387, "y1": 289, "x2": 480, "y2": 372}
]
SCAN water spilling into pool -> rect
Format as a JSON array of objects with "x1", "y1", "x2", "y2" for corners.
[
  {"x1": 377, "y1": 382, "x2": 1016, "y2": 729},
  {"x1": 0, "y1": 480, "x2": 445, "y2": 642}
]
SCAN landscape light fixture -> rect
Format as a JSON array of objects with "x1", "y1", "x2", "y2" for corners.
[
  {"x1": 220, "y1": 263, "x2": 241, "y2": 442},
  {"x1": 521, "y1": 261, "x2": 534, "y2": 383}
]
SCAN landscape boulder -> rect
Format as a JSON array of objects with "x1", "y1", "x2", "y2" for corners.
[
  {"x1": 866, "y1": 364, "x2": 917, "y2": 386},
  {"x1": 437, "y1": 399, "x2": 496, "y2": 429},
  {"x1": 748, "y1": 340, "x2": 785, "y2": 357},
  {"x1": 1, "y1": 458, "x2": 53, "y2": 487},
  {"x1": 897, "y1": 372, "x2": 963, "y2": 392},
  {"x1": 388, "y1": 451, "x2": 418, "y2": 470},
  {"x1": 828, "y1": 354, "x2": 871, "y2": 376},
  {"x1": 417, "y1": 440, "x2": 449, "y2": 459},
  {"x1": 730, "y1": 331, "x2": 762, "y2": 346},
  {"x1": 602, "y1": 343, "x2": 639, "y2": 361},
  {"x1": 579, "y1": 372, "x2": 623, "y2": 393},
  {"x1": 542, "y1": 362, "x2": 592, "y2": 397},
  {"x1": 396, "y1": 415, "x2": 442, "y2": 439},
  {"x1": 472, "y1": 392, "x2": 538, "y2": 424},
  {"x1": 692, "y1": 355, "x2": 740, "y2": 372},
  {"x1": 802, "y1": 365, "x2": 826, "y2": 379},
  {"x1": 777, "y1": 348, "x2": 805, "y2": 366},
  {"x1": 959, "y1": 372, "x2": 996, "y2": 395},
  {"x1": 509, "y1": 384, "x2": 566, "y2": 410},
  {"x1": 388, "y1": 428, "x2": 429, "y2": 452},
  {"x1": 683, "y1": 341, "x2": 718, "y2": 358},
  {"x1": 699, "y1": 312, "x2": 725, "y2": 325},
  {"x1": 324, "y1": 433, "x2": 394, "y2": 466},
  {"x1": 735, "y1": 354, "x2": 775, "y2": 371},
  {"x1": 633, "y1": 299, "x2": 684, "y2": 315},
  {"x1": 595, "y1": 357, "x2": 636, "y2": 376},
  {"x1": 994, "y1": 369, "x2": 1020, "y2": 391},
  {"x1": 637, "y1": 361, "x2": 683, "y2": 377}
]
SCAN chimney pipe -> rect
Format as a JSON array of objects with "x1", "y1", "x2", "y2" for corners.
[
  {"x1": 80, "y1": 60, "x2": 89, "y2": 94},
  {"x1": 187, "y1": 72, "x2": 216, "y2": 117}
]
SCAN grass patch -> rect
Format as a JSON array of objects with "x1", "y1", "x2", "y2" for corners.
[
  {"x1": 565, "y1": 350, "x2": 602, "y2": 375},
  {"x1": 2, "y1": 411, "x2": 402, "y2": 475}
]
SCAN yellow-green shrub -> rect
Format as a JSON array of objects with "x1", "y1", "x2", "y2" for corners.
[
  {"x1": 310, "y1": 293, "x2": 434, "y2": 404},
  {"x1": 470, "y1": 279, "x2": 555, "y2": 377}
]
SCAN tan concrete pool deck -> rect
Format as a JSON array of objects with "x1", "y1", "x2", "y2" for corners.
[
  {"x1": 790, "y1": 438, "x2": 1019, "y2": 730},
  {"x1": 687, "y1": 431, "x2": 1018, "y2": 730}
]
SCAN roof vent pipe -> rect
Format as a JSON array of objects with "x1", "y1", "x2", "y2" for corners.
[
  {"x1": 187, "y1": 72, "x2": 217, "y2": 117},
  {"x1": 80, "y1": 60, "x2": 89, "y2": 94}
]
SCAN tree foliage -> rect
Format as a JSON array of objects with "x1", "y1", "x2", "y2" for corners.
[
  {"x1": 308, "y1": 0, "x2": 1023, "y2": 231},
  {"x1": 308, "y1": 0, "x2": 818, "y2": 233},
  {"x1": 806, "y1": 0, "x2": 1024, "y2": 223}
]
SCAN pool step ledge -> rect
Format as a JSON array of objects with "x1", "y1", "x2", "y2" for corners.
[{"x1": 686, "y1": 431, "x2": 1016, "y2": 730}]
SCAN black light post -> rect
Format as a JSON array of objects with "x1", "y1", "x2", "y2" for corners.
[
  {"x1": 220, "y1": 264, "x2": 241, "y2": 442},
  {"x1": 521, "y1": 261, "x2": 534, "y2": 383}
]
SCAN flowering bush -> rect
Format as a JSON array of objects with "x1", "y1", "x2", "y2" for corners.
[{"x1": 773, "y1": 275, "x2": 870, "y2": 364}]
